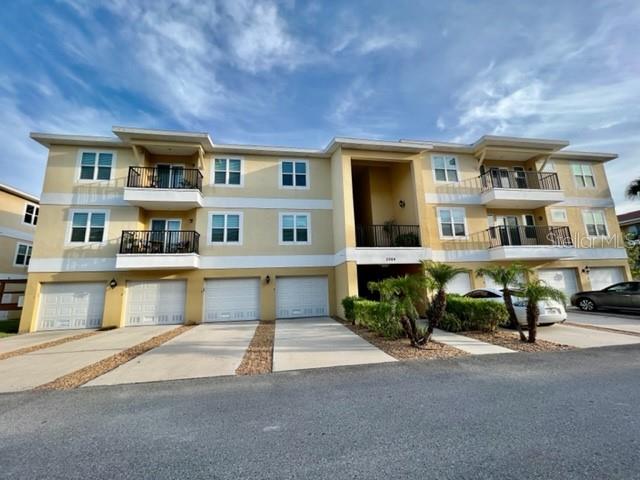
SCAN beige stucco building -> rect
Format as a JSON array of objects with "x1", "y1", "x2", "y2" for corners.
[{"x1": 19, "y1": 127, "x2": 629, "y2": 332}]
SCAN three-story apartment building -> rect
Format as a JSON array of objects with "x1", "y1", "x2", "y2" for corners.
[{"x1": 19, "y1": 127, "x2": 629, "y2": 332}]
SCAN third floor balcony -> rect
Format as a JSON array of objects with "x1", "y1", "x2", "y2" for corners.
[
  {"x1": 123, "y1": 166, "x2": 204, "y2": 210},
  {"x1": 479, "y1": 168, "x2": 564, "y2": 208}
]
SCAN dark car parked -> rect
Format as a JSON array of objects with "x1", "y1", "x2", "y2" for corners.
[{"x1": 570, "y1": 281, "x2": 640, "y2": 312}]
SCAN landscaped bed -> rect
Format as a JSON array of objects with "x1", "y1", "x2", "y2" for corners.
[
  {"x1": 0, "y1": 319, "x2": 19, "y2": 339},
  {"x1": 465, "y1": 330, "x2": 574, "y2": 352},
  {"x1": 236, "y1": 320, "x2": 275, "y2": 375}
]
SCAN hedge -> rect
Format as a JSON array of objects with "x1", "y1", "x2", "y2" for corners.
[
  {"x1": 341, "y1": 296, "x2": 361, "y2": 323},
  {"x1": 441, "y1": 295, "x2": 508, "y2": 333},
  {"x1": 352, "y1": 299, "x2": 403, "y2": 339}
]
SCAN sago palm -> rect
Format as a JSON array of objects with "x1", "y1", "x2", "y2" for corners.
[
  {"x1": 476, "y1": 264, "x2": 531, "y2": 341},
  {"x1": 519, "y1": 280, "x2": 566, "y2": 343},
  {"x1": 421, "y1": 261, "x2": 469, "y2": 343}
]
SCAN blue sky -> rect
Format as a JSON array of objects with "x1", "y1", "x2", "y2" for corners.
[{"x1": 2, "y1": 0, "x2": 639, "y2": 212}]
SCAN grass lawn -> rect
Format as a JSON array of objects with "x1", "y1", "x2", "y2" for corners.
[{"x1": 0, "y1": 319, "x2": 20, "y2": 338}]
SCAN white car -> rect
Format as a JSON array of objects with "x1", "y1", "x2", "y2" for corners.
[{"x1": 463, "y1": 288, "x2": 567, "y2": 326}]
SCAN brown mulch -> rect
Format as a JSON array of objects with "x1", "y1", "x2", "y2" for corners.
[
  {"x1": 236, "y1": 320, "x2": 275, "y2": 375},
  {"x1": 34, "y1": 325, "x2": 193, "y2": 391},
  {"x1": 0, "y1": 330, "x2": 98, "y2": 361},
  {"x1": 565, "y1": 322, "x2": 640, "y2": 338},
  {"x1": 465, "y1": 330, "x2": 574, "y2": 352},
  {"x1": 340, "y1": 321, "x2": 468, "y2": 360}
]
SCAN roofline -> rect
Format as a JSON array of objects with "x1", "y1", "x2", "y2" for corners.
[
  {"x1": 550, "y1": 150, "x2": 618, "y2": 162},
  {"x1": 0, "y1": 183, "x2": 39, "y2": 203},
  {"x1": 30, "y1": 132, "x2": 125, "y2": 148}
]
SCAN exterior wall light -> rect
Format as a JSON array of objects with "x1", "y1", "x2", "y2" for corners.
[
  {"x1": 109, "y1": 278, "x2": 118, "y2": 289},
  {"x1": 265, "y1": 275, "x2": 271, "y2": 284},
  {"x1": 581, "y1": 266, "x2": 591, "y2": 274},
  {"x1": 398, "y1": 200, "x2": 406, "y2": 208}
]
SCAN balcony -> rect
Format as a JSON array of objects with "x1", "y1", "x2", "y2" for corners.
[
  {"x1": 115, "y1": 230, "x2": 200, "y2": 270},
  {"x1": 123, "y1": 166, "x2": 203, "y2": 210},
  {"x1": 486, "y1": 225, "x2": 575, "y2": 260},
  {"x1": 479, "y1": 169, "x2": 564, "y2": 208},
  {"x1": 355, "y1": 224, "x2": 421, "y2": 247}
]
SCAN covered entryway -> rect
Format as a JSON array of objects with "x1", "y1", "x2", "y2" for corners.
[
  {"x1": 276, "y1": 276, "x2": 329, "y2": 318},
  {"x1": 125, "y1": 280, "x2": 186, "y2": 326},
  {"x1": 204, "y1": 278, "x2": 260, "y2": 322},
  {"x1": 588, "y1": 267, "x2": 625, "y2": 291},
  {"x1": 538, "y1": 268, "x2": 579, "y2": 299},
  {"x1": 38, "y1": 283, "x2": 105, "y2": 330}
]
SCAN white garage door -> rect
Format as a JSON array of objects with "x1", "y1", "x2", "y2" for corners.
[
  {"x1": 276, "y1": 276, "x2": 329, "y2": 318},
  {"x1": 204, "y1": 278, "x2": 260, "y2": 322},
  {"x1": 38, "y1": 283, "x2": 105, "y2": 330},
  {"x1": 538, "y1": 268, "x2": 579, "y2": 300},
  {"x1": 125, "y1": 280, "x2": 186, "y2": 326},
  {"x1": 484, "y1": 273, "x2": 525, "y2": 291},
  {"x1": 447, "y1": 272, "x2": 472, "y2": 294},
  {"x1": 589, "y1": 267, "x2": 625, "y2": 291}
]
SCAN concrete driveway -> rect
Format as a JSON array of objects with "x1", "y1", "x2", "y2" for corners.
[
  {"x1": 273, "y1": 317, "x2": 396, "y2": 372},
  {"x1": 86, "y1": 322, "x2": 257, "y2": 386},
  {"x1": 536, "y1": 323, "x2": 640, "y2": 348},
  {"x1": 0, "y1": 329, "x2": 94, "y2": 355},
  {"x1": 566, "y1": 309, "x2": 640, "y2": 334}
]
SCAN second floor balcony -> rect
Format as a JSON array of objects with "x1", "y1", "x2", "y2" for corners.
[
  {"x1": 115, "y1": 230, "x2": 200, "y2": 270},
  {"x1": 479, "y1": 169, "x2": 564, "y2": 208},
  {"x1": 123, "y1": 166, "x2": 204, "y2": 210},
  {"x1": 478, "y1": 225, "x2": 575, "y2": 261},
  {"x1": 355, "y1": 224, "x2": 421, "y2": 248}
]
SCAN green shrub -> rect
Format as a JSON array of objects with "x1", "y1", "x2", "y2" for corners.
[
  {"x1": 439, "y1": 312, "x2": 463, "y2": 332},
  {"x1": 393, "y1": 232, "x2": 420, "y2": 247},
  {"x1": 353, "y1": 299, "x2": 403, "y2": 339},
  {"x1": 341, "y1": 296, "x2": 361, "y2": 323},
  {"x1": 443, "y1": 295, "x2": 508, "y2": 333}
]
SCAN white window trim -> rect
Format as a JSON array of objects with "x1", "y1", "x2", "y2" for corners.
[
  {"x1": 279, "y1": 212, "x2": 312, "y2": 245},
  {"x1": 279, "y1": 159, "x2": 310, "y2": 190},
  {"x1": 13, "y1": 242, "x2": 32, "y2": 267},
  {"x1": 582, "y1": 209, "x2": 609, "y2": 238},
  {"x1": 75, "y1": 149, "x2": 117, "y2": 182},
  {"x1": 431, "y1": 154, "x2": 460, "y2": 183},
  {"x1": 550, "y1": 208, "x2": 568, "y2": 223},
  {"x1": 211, "y1": 157, "x2": 245, "y2": 188},
  {"x1": 65, "y1": 209, "x2": 110, "y2": 245},
  {"x1": 22, "y1": 202, "x2": 39, "y2": 226},
  {"x1": 207, "y1": 211, "x2": 243, "y2": 245},
  {"x1": 572, "y1": 163, "x2": 596, "y2": 189},
  {"x1": 436, "y1": 207, "x2": 468, "y2": 240}
]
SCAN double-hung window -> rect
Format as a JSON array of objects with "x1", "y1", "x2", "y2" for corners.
[
  {"x1": 572, "y1": 164, "x2": 595, "y2": 188},
  {"x1": 23, "y1": 203, "x2": 39, "y2": 225},
  {"x1": 210, "y1": 213, "x2": 241, "y2": 244},
  {"x1": 281, "y1": 160, "x2": 308, "y2": 188},
  {"x1": 438, "y1": 208, "x2": 466, "y2": 238},
  {"x1": 79, "y1": 151, "x2": 113, "y2": 180},
  {"x1": 70, "y1": 211, "x2": 107, "y2": 243},
  {"x1": 432, "y1": 155, "x2": 459, "y2": 182},
  {"x1": 14, "y1": 243, "x2": 32, "y2": 266},
  {"x1": 280, "y1": 213, "x2": 310, "y2": 244},
  {"x1": 583, "y1": 210, "x2": 608, "y2": 237},
  {"x1": 213, "y1": 158, "x2": 242, "y2": 186}
]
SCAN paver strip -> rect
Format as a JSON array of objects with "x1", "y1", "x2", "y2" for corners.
[
  {"x1": 432, "y1": 329, "x2": 515, "y2": 355},
  {"x1": 0, "y1": 330, "x2": 98, "y2": 361},
  {"x1": 37, "y1": 326, "x2": 192, "y2": 390}
]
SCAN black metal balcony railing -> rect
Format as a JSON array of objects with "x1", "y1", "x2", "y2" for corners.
[
  {"x1": 119, "y1": 230, "x2": 200, "y2": 254},
  {"x1": 480, "y1": 169, "x2": 560, "y2": 191},
  {"x1": 487, "y1": 225, "x2": 573, "y2": 248},
  {"x1": 355, "y1": 224, "x2": 421, "y2": 247},
  {"x1": 127, "y1": 166, "x2": 203, "y2": 191}
]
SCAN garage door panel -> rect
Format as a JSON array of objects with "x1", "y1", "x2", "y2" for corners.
[
  {"x1": 204, "y1": 278, "x2": 260, "y2": 322},
  {"x1": 126, "y1": 281, "x2": 186, "y2": 326},
  {"x1": 589, "y1": 267, "x2": 625, "y2": 291},
  {"x1": 538, "y1": 268, "x2": 578, "y2": 302},
  {"x1": 447, "y1": 272, "x2": 472, "y2": 295},
  {"x1": 38, "y1": 283, "x2": 105, "y2": 331},
  {"x1": 276, "y1": 276, "x2": 329, "y2": 319}
]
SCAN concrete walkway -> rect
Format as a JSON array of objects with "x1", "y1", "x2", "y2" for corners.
[
  {"x1": 432, "y1": 328, "x2": 515, "y2": 355},
  {"x1": 0, "y1": 326, "x2": 174, "y2": 393},
  {"x1": 566, "y1": 311, "x2": 640, "y2": 335},
  {"x1": 86, "y1": 322, "x2": 258, "y2": 386},
  {"x1": 536, "y1": 323, "x2": 640, "y2": 349},
  {"x1": 273, "y1": 317, "x2": 396, "y2": 372},
  {"x1": 0, "y1": 329, "x2": 94, "y2": 355}
]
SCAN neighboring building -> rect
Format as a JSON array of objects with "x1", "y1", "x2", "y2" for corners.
[
  {"x1": 0, "y1": 183, "x2": 39, "y2": 320},
  {"x1": 19, "y1": 127, "x2": 630, "y2": 332},
  {"x1": 617, "y1": 210, "x2": 640, "y2": 239}
]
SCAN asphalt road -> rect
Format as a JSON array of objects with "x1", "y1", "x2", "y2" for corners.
[{"x1": 2, "y1": 345, "x2": 640, "y2": 479}]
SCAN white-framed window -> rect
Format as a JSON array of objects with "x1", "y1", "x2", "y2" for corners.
[
  {"x1": 213, "y1": 157, "x2": 243, "y2": 186},
  {"x1": 77, "y1": 150, "x2": 115, "y2": 181},
  {"x1": 437, "y1": 207, "x2": 466, "y2": 238},
  {"x1": 572, "y1": 163, "x2": 596, "y2": 188},
  {"x1": 23, "y1": 203, "x2": 39, "y2": 226},
  {"x1": 432, "y1": 155, "x2": 459, "y2": 182},
  {"x1": 68, "y1": 210, "x2": 108, "y2": 244},
  {"x1": 208, "y1": 212, "x2": 242, "y2": 244},
  {"x1": 279, "y1": 212, "x2": 311, "y2": 244},
  {"x1": 280, "y1": 160, "x2": 309, "y2": 189},
  {"x1": 583, "y1": 210, "x2": 608, "y2": 237},
  {"x1": 14, "y1": 243, "x2": 32, "y2": 266},
  {"x1": 550, "y1": 208, "x2": 568, "y2": 223}
]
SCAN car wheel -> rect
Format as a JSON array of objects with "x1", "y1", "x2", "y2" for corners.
[{"x1": 577, "y1": 298, "x2": 596, "y2": 311}]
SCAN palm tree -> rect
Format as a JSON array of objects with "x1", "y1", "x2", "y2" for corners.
[
  {"x1": 627, "y1": 178, "x2": 640, "y2": 198},
  {"x1": 519, "y1": 280, "x2": 566, "y2": 343},
  {"x1": 476, "y1": 264, "x2": 531, "y2": 342},
  {"x1": 421, "y1": 261, "x2": 469, "y2": 343}
]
